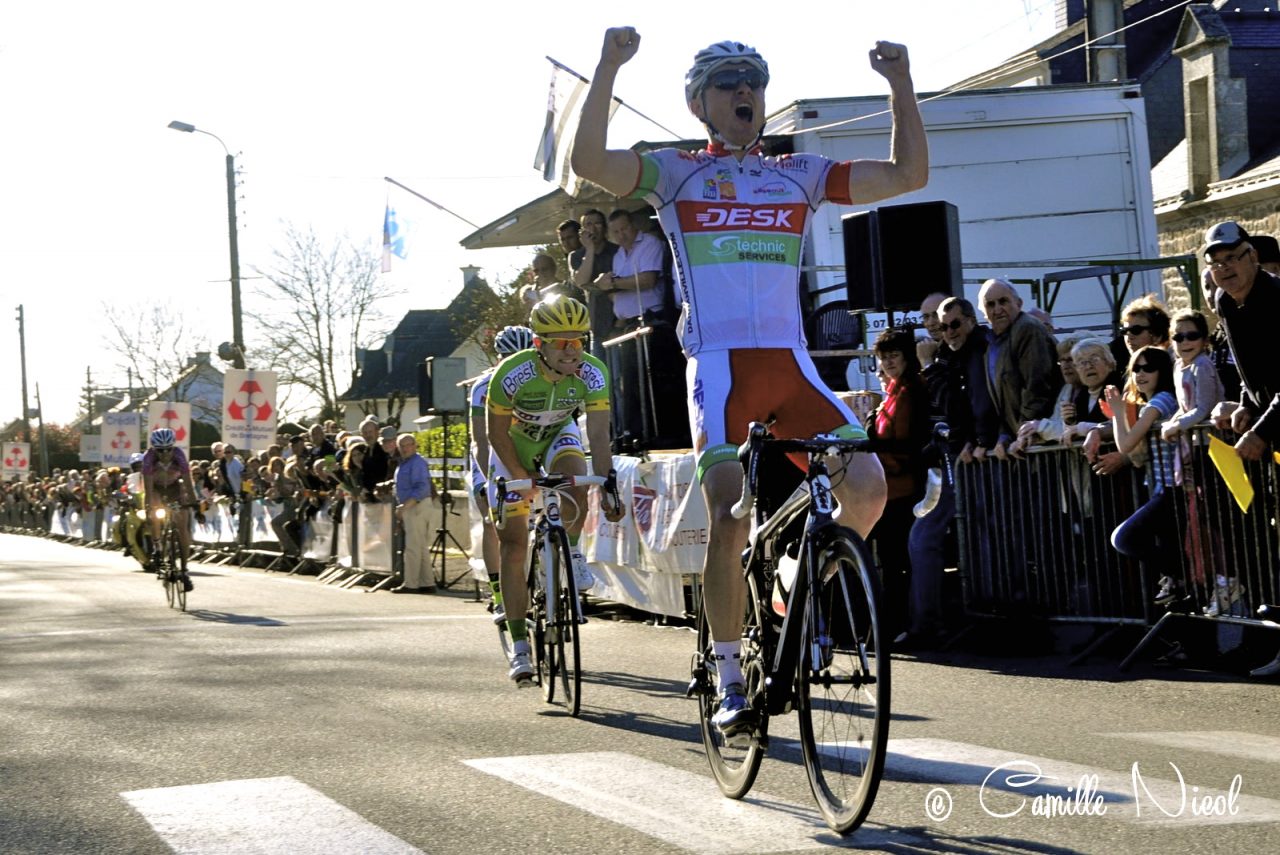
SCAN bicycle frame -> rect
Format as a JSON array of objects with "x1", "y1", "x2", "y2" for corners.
[{"x1": 732, "y1": 424, "x2": 876, "y2": 717}]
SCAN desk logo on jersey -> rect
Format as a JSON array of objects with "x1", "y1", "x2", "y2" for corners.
[{"x1": 679, "y1": 202, "x2": 807, "y2": 235}]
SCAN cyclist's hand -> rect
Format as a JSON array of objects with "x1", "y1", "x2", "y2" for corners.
[
  {"x1": 601, "y1": 26, "x2": 640, "y2": 67},
  {"x1": 601, "y1": 489, "x2": 625, "y2": 523}
]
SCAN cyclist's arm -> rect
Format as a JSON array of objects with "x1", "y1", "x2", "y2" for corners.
[
  {"x1": 470, "y1": 405, "x2": 490, "y2": 480},
  {"x1": 486, "y1": 411, "x2": 531, "y2": 482},
  {"x1": 585, "y1": 410, "x2": 614, "y2": 480},
  {"x1": 571, "y1": 28, "x2": 643, "y2": 197},
  {"x1": 845, "y1": 45, "x2": 928, "y2": 204}
]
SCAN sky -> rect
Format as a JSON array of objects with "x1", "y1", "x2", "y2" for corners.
[{"x1": 0, "y1": 1, "x2": 1057, "y2": 426}]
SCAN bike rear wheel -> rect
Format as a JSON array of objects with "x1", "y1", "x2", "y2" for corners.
[
  {"x1": 549, "y1": 527, "x2": 581, "y2": 716},
  {"x1": 796, "y1": 531, "x2": 889, "y2": 834},
  {"x1": 695, "y1": 571, "x2": 768, "y2": 799}
]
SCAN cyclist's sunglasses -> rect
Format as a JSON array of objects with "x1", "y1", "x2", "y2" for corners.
[
  {"x1": 709, "y1": 68, "x2": 767, "y2": 92},
  {"x1": 539, "y1": 336, "x2": 587, "y2": 351}
]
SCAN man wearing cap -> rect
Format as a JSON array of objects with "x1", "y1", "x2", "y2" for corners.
[{"x1": 1203, "y1": 221, "x2": 1280, "y2": 462}]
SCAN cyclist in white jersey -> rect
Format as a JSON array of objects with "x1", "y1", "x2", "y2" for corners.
[{"x1": 573, "y1": 27, "x2": 927, "y2": 735}]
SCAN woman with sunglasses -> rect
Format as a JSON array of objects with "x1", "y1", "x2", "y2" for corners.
[{"x1": 1104, "y1": 347, "x2": 1180, "y2": 606}]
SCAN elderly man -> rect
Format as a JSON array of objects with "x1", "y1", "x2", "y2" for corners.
[
  {"x1": 392, "y1": 432, "x2": 436, "y2": 594},
  {"x1": 1202, "y1": 222, "x2": 1280, "y2": 677},
  {"x1": 978, "y1": 278, "x2": 1059, "y2": 458}
]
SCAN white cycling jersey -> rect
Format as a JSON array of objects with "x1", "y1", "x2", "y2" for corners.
[{"x1": 628, "y1": 144, "x2": 853, "y2": 356}]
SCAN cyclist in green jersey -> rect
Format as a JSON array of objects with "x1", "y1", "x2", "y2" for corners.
[{"x1": 487, "y1": 295, "x2": 622, "y2": 685}]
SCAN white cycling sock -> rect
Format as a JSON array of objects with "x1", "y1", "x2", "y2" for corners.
[{"x1": 711, "y1": 641, "x2": 744, "y2": 690}]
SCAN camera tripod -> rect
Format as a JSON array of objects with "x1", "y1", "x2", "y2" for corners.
[{"x1": 430, "y1": 490, "x2": 472, "y2": 589}]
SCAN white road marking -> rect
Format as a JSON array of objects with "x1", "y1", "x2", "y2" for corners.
[
  {"x1": 465, "y1": 751, "x2": 906, "y2": 853},
  {"x1": 120, "y1": 776, "x2": 423, "y2": 855},
  {"x1": 877, "y1": 737, "x2": 1280, "y2": 825},
  {"x1": 1106, "y1": 730, "x2": 1280, "y2": 765}
]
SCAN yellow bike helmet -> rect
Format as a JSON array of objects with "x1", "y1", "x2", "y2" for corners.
[{"x1": 530, "y1": 295, "x2": 590, "y2": 336}]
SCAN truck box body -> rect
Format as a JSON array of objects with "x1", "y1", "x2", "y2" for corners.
[{"x1": 767, "y1": 82, "x2": 1160, "y2": 331}]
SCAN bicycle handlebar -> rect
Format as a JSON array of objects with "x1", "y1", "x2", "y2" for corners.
[
  {"x1": 494, "y1": 471, "x2": 621, "y2": 529},
  {"x1": 730, "y1": 423, "x2": 881, "y2": 520}
]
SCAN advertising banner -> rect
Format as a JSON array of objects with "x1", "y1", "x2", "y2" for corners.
[
  {"x1": 221, "y1": 370, "x2": 278, "y2": 451},
  {"x1": 2, "y1": 442, "x2": 32, "y2": 481},
  {"x1": 102, "y1": 412, "x2": 141, "y2": 467},
  {"x1": 147, "y1": 402, "x2": 192, "y2": 453}
]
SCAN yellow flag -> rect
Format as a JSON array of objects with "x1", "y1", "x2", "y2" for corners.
[{"x1": 1208, "y1": 435, "x2": 1254, "y2": 513}]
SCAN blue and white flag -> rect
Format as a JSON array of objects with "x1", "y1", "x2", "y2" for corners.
[{"x1": 381, "y1": 202, "x2": 407, "y2": 272}]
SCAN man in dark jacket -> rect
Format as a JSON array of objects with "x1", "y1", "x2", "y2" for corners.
[{"x1": 1205, "y1": 222, "x2": 1280, "y2": 461}]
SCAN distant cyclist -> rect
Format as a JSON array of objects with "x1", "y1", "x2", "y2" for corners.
[
  {"x1": 487, "y1": 295, "x2": 621, "y2": 685},
  {"x1": 142, "y1": 428, "x2": 198, "y2": 592},
  {"x1": 470, "y1": 324, "x2": 536, "y2": 624},
  {"x1": 573, "y1": 29, "x2": 928, "y2": 734}
]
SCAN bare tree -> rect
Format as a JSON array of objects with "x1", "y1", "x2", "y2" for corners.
[
  {"x1": 248, "y1": 224, "x2": 399, "y2": 420},
  {"x1": 100, "y1": 302, "x2": 212, "y2": 412}
]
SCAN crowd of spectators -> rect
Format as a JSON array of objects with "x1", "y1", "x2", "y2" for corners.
[
  {"x1": 1, "y1": 416, "x2": 410, "y2": 562},
  {"x1": 868, "y1": 220, "x2": 1279, "y2": 677}
]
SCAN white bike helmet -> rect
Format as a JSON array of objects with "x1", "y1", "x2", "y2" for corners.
[
  {"x1": 494, "y1": 325, "x2": 535, "y2": 355},
  {"x1": 149, "y1": 428, "x2": 176, "y2": 449},
  {"x1": 684, "y1": 41, "x2": 769, "y2": 103}
]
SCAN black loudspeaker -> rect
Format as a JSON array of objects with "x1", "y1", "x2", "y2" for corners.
[
  {"x1": 842, "y1": 210, "x2": 880, "y2": 312},
  {"x1": 418, "y1": 356, "x2": 469, "y2": 414},
  {"x1": 841, "y1": 200, "x2": 961, "y2": 312}
]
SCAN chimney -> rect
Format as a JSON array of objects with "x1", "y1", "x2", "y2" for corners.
[
  {"x1": 461, "y1": 265, "x2": 481, "y2": 287},
  {"x1": 1174, "y1": 6, "x2": 1249, "y2": 197},
  {"x1": 1086, "y1": 0, "x2": 1126, "y2": 82}
]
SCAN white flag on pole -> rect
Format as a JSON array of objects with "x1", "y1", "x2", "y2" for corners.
[{"x1": 533, "y1": 60, "x2": 619, "y2": 196}]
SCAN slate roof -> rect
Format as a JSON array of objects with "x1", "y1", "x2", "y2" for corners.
[{"x1": 340, "y1": 277, "x2": 496, "y2": 401}]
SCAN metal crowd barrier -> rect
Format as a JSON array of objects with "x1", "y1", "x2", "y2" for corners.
[
  {"x1": 955, "y1": 439, "x2": 1148, "y2": 625},
  {"x1": 952, "y1": 423, "x2": 1278, "y2": 664}
]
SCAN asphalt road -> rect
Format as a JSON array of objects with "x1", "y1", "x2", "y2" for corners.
[{"x1": 2, "y1": 532, "x2": 1278, "y2": 854}]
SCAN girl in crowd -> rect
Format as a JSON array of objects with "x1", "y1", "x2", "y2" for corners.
[
  {"x1": 1105, "y1": 346, "x2": 1181, "y2": 604},
  {"x1": 1159, "y1": 309, "x2": 1235, "y2": 615},
  {"x1": 1160, "y1": 310, "x2": 1225, "y2": 442}
]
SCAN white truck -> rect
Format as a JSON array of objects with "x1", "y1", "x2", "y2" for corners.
[{"x1": 766, "y1": 81, "x2": 1163, "y2": 334}]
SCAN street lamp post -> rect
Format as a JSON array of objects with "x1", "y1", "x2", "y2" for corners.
[{"x1": 167, "y1": 120, "x2": 245, "y2": 369}]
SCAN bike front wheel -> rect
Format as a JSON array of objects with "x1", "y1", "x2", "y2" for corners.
[
  {"x1": 550, "y1": 527, "x2": 581, "y2": 716},
  {"x1": 796, "y1": 530, "x2": 889, "y2": 834},
  {"x1": 694, "y1": 570, "x2": 768, "y2": 799},
  {"x1": 168, "y1": 530, "x2": 186, "y2": 612}
]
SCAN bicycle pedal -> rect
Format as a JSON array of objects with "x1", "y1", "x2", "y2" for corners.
[{"x1": 724, "y1": 731, "x2": 755, "y2": 750}]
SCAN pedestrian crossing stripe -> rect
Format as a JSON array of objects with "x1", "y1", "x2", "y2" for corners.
[
  {"x1": 464, "y1": 751, "x2": 895, "y2": 853},
  {"x1": 121, "y1": 776, "x2": 423, "y2": 854},
  {"x1": 878, "y1": 737, "x2": 1280, "y2": 825}
]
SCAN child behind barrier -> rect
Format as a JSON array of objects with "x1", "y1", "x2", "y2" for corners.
[{"x1": 1105, "y1": 346, "x2": 1183, "y2": 607}]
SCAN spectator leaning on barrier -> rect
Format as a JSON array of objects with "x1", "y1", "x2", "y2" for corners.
[
  {"x1": 916, "y1": 291, "x2": 950, "y2": 370},
  {"x1": 392, "y1": 432, "x2": 436, "y2": 594},
  {"x1": 1160, "y1": 310, "x2": 1224, "y2": 444},
  {"x1": 1010, "y1": 332, "x2": 1089, "y2": 454},
  {"x1": 1111, "y1": 348, "x2": 1177, "y2": 606},
  {"x1": 358, "y1": 417, "x2": 390, "y2": 494},
  {"x1": 978, "y1": 278, "x2": 1059, "y2": 458},
  {"x1": 1203, "y1": 221, "x2": 1280, "y2": 462},
  {"x1": 1063, "y1": 339, "x2": 1121, "y2": 448}
]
